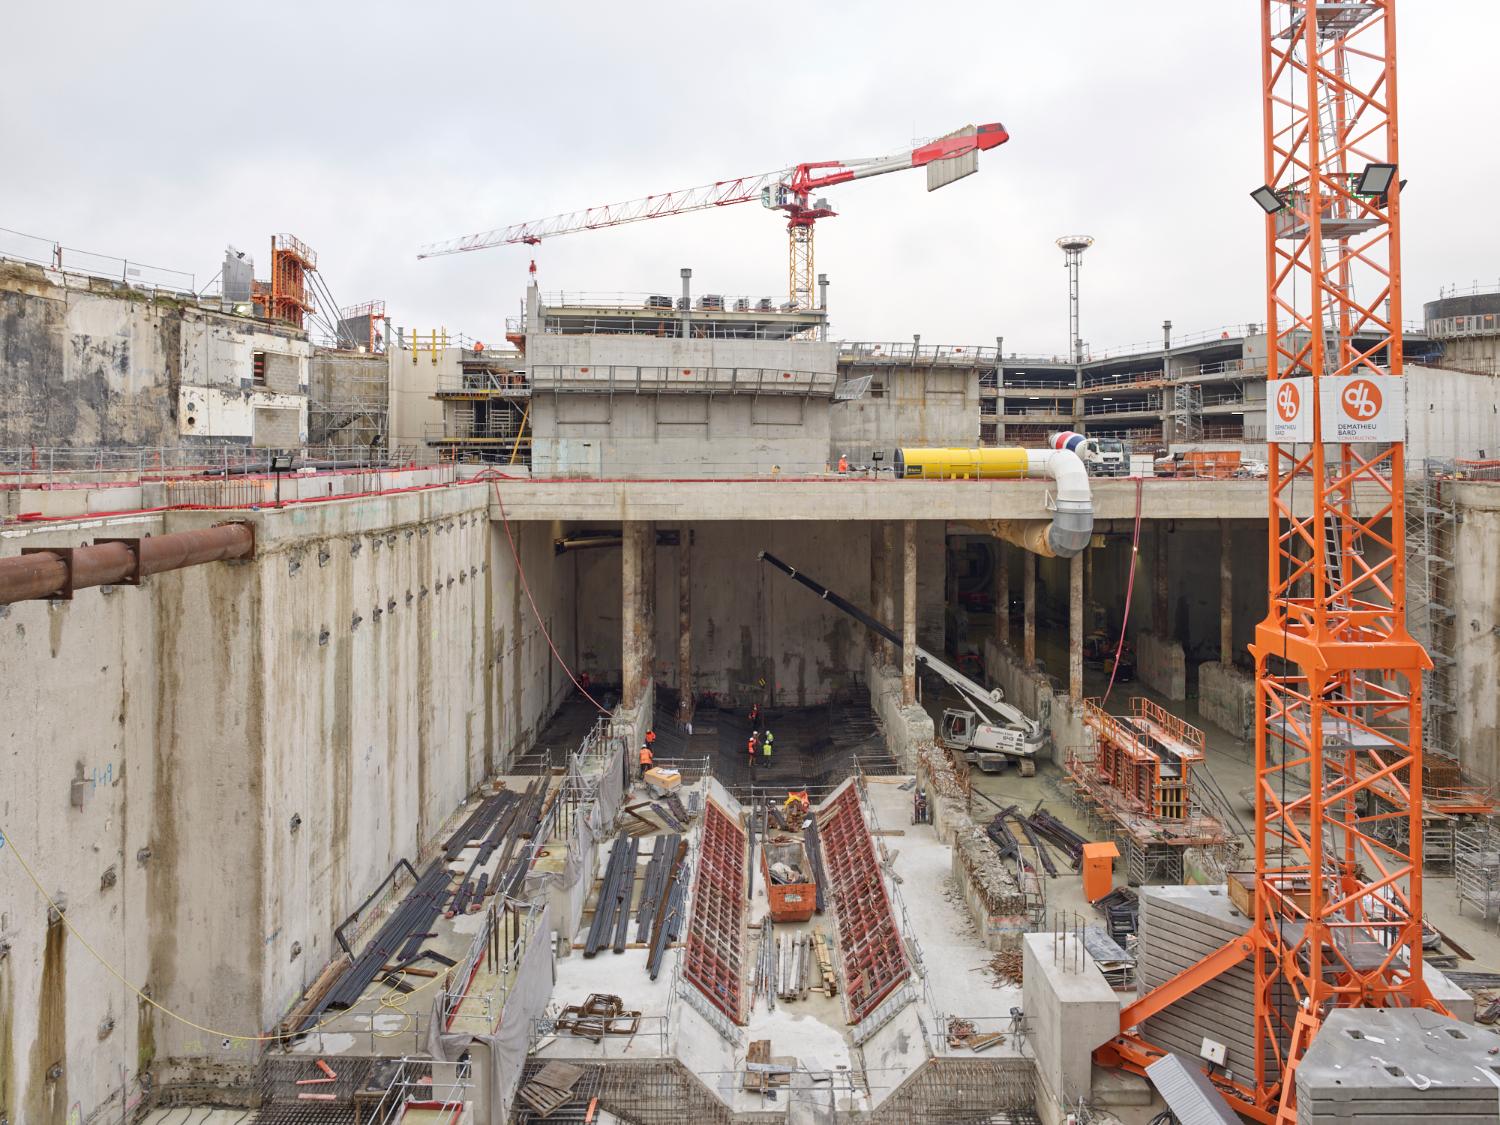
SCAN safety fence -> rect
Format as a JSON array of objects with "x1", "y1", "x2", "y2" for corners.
[{"x1": 0, "y1": 231, "x2": 197, "y2": 294}]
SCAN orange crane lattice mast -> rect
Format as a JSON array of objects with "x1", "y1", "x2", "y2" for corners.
[{"x1": 1097, "y1": 3, "x2": 1438, "y2": 1122}]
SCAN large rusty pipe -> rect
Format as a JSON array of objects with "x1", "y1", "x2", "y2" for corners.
[{"x1": 0, "y1": 523, "x2": 253, "y2": 605}]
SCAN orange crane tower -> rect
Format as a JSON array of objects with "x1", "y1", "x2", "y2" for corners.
[
  {"x1": 417, "y1": 123, "x2": 1009, "y2": 310},
  {"x1": 1097, "y1": 3, "x2": 1437, "y2": 1122}
]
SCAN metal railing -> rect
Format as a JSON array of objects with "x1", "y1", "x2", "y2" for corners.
[
  {"x1": 367, "y1": 1057, "x2": 472, "y2": 1125},
  {"x1": 435, "y1": 371, "x2": 529, "y2": 395},
  {"x1": 0, "y1": 232, "x2": 196, "y2": 295},
  {"x1": 1081, "y1": 398, "x2": 1160, "y2": 416},
  {"x1": 840, "y1": 341, "x2": 1000, "y2": 365},
  {"x1": 542, "y1": 290, "x2": 795, "y2": 313},
  {"x1": 439, "y1": 897, "x2": 547, "y2": 1035},
  {"x1": 540, "y1": 316, "x2": 814, "y2": 340},
  {"x1": 0, "y1": 444, "x2": 423, "y2": 485}
]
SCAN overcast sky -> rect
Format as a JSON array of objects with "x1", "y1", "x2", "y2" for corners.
[{"x1": 3, "y1": 2, "x2": 1497, "y2": 355}]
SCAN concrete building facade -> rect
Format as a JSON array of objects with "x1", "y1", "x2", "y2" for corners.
[{"x1": 0, "y1": 260, "x2": 311, "y2": 452}]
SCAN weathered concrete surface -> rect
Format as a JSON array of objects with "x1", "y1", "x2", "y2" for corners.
[
  {"x1": 867, "y1": 661, "x2": 935, "y2": 773},
  {"x1": 1451, "y1": 483, "x2": 1500, "y2": 788},
  {"x1": 829, "y1": 360, "x2": 980, "y2": 461},
  {"x1": 0, "y1": 488, "x2": 574, "y2": 1119},
  {"x1": 483, "y1": 475, "x2": 1379, "y2": 523},
  {"x1": 0, "y1": 260, "x2": 310, "y2": 449},
  {"x1": 571, "y1": 520, "x2": 943, "y2": 708},
  {"x1": 1199, "y1": 661, "x2": 1255, "y2": 742},
  {"x1": 1136, "y1": 631, "x2": 1186, "y2": 700},
  {"x1": 1022, "y1": 932, "x2": 1119, "y2": 1112}
]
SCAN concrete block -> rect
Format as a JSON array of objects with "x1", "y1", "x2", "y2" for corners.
[
  {"x1": 1136, "y1": 631, "x2": 1186, "y2": 700},
  {"x1": 1198, "y1": 660, "x2": 1254, "y2": 741},
  {"x1": 1296, "y1": 1008, "x2": 1500, "y2": 1124},
  {"x1": 1022, "y1": 932, "x2": 1121, "y2": 1108}
]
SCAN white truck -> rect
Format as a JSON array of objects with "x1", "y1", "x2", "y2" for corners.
[
  {"x1": 759, "y1": 551, "x2": 1046, "y2": 772},
  {"x1": 1050, "y1": 431, "x2": 1128, "y2": 477}
]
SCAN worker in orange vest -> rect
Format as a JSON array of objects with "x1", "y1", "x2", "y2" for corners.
[
  {"x1": 837, "y1": 453, "x2": 849, "y2": 473},
  {"x1": 747, "y1": 731, "x2": 759, "y2": 760},
  {"x1": 645, "y1": 729, "x2": 657, "y2": 752},
  {"x1": 638, "y1": 742, "x2": 653, "y2": 780}
]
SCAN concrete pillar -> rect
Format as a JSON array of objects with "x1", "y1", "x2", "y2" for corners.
[
  {"x1": 869, "y1": 522, "x2": 884, "y2": 665},
  {"x1": 902, "y1": 520, "x2": 918, "y2": 705},
  {"x1": 1070, "y1": 552, "x2": 1084, "y2": 701},
  {"x1": 1153, "y1": 521, "x2": 1169, "y2": 638},
  {"x1": 678, "y1": 529, "x2": 693, "y2": 723},
  {"x1": 995, "y1": 542, "x2": 1010, "y2": 648},
  {"x1": 882, "y1": 521, "x2": 898, "y2": 668},
  {"x1": 1023, "y1": 551, "x2": 1036, "y2": 668},
  {"x1": 622, "y1": 521, "x2": 648, "y2": 710},
  {"x1": 643, "y1": 521, "x2": 656, "y2": 690},
  {"x1": 1220, "y1": 520, "x2": 1233, "y2": 664}
]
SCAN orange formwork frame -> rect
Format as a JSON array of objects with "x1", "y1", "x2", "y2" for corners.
[{"x1": 1096, "y1": 4, "x2": 1443, "y2": 1122}]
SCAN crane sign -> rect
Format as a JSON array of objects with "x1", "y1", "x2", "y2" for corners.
[{"x1": 418, "y1": 122, "x2": 1009, "y2": 310}]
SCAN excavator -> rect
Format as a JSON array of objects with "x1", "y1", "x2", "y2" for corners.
[{"x1": 758, "y1": 552, "x2": 1045, "y2": 773}]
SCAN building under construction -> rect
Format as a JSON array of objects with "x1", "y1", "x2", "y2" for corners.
[{"x1": 4, "y1": 4, "x2": 1500, "y2": 1125}]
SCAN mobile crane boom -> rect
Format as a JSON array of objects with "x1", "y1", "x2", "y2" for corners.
[{"x1": 758, "y1": 551, "x2": 1045, "y2": 761}]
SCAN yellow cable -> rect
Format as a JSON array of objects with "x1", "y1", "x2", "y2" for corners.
[{"x1": 0, "y1": 825, "x2": 448, "y2": 1044}]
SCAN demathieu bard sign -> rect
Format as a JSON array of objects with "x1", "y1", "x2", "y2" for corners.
[{"x1": 1265, "y1": 374, "x2": 1405, "y2": 443}]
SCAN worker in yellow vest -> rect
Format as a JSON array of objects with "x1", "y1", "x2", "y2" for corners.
[{"x1": 762, "y1": 729, "x2": 774, "y2": 760}]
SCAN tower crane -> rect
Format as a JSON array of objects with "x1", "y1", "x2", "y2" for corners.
[
  {"x1": 418, "y1": 122, "x2": 1009, "y2": 310},
  {"x1": 1097, "y1": 3, "x2": 1435, "y2": 1123}
]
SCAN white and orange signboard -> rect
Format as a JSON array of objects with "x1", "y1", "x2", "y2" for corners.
[
  {"x1": 1265, "y1": 374, "x2": 1404, "y2": 443},
  {"x1": 1267, "y1": 377, "x2": 1312, "y2": 442},
  {"x1": 1320, "y1": 374, "x2": 1405, "y2": 442}
]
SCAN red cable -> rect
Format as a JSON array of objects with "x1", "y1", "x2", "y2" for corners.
[
  {"x1": 1101, "y1": 475, "x2": 1144, "y2": 707},
  {"x1": 481, "y1": 473, "x2": 609, "y2": 715}
]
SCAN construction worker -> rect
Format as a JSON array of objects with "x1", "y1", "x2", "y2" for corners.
[
  {"x1": 749, "y1": 702, "x2": 761, "y2": 726},
  {"x1": 638, "y1": 742, "x2": 653, "y2": 781},
  {"x1": 762, "y1": 729, "x2": 773, "y2": 760},
  {"x1": 837, "y1": 453, "x2": 849, "y2": 473},
  {"x1": 645, "y1": 728, "x2": 657, "y2": 753},
  {"x1": 747, "y1": 731, "x2": 759, "y2": 760}
]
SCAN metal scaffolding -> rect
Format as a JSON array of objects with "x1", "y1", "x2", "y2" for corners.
[
  {"x1": 1456, "y1": 820, "x2": 1500, "y2": 923},
  {"x1": 1170, "y1": 381, "x2": 1204, "y2": 444},
  {"x1": 1405, "y1": 460, "x2": 1458, "y2": 765}
]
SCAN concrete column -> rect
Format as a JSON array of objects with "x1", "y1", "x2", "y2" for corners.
[
  {"x1": 643, "y1": 521, "x2": 656, "y2": 692},
  {"x1": 902, "y1": 520, "x2": 918, "y2": 705},
  {"x1": 1023, "y1": 551, "x2": 1036, "y2": 668},
  {"x1": 622, "y1": 521, "x2": 648, "y2": 710},
  {"x1": 1153, "y1": 521, "x2": 1169, "y2": 637},
  {"x1": 876, "y1": 522, "x2": 888, "y2": 669},
  {"x1": 1070, "y1": 552, "x2": 1084, "y2": 701},
  {"x1": 1220, "y1": 520, "x2": 1233, "y2": 663},
  {"x1": 678, "y1": 529, "x2": 693, "y2": 723},
  {"x1": 869, "y1": 522, "x2": 883, "y2": 665},
  {"x1": 995, "y1": 542, "x2": 1010, "y2": 648}
]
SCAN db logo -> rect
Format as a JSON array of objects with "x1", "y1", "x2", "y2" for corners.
[
  {"x1": 1342, "y1": 378, "x2": 1382, "y2": 420},
  {"x1": 1275, "y1": 382, "x2": 1301, "y2": 422}
]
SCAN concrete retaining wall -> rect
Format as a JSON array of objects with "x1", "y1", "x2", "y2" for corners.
[
  {"x1": 1199, "y1": 660, "x2": 1255, "y2": 741},
  {"x1": 0, "y1": 487, "x2": 574, "y2": 1120},
  {"x1": 1135, "y1": 631, "x2": 1186, "y2": 700},
  {"x1": 1452, "y1": 483, "x2": 1500, "y2": 788}
]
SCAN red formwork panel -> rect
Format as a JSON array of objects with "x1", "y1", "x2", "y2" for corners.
[
  {"x1": 683, "y1": 798, "x2": 745, "y2": 1024},
  {"x1": 818, "y1": 785, "x2": 910, "y2": 1024}
]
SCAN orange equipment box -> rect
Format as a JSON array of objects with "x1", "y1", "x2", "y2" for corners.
[{"x1": 1081, "y1": 841, "x2": 1120, "y2": 903}]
